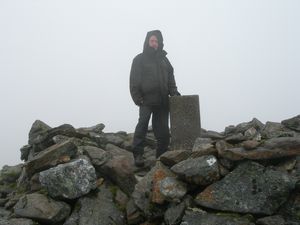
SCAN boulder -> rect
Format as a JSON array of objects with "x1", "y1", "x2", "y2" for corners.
[
  {"x1": 159, "y1": 177, "x2": 187, "y2": 202},
  {"x1": 14, "y1": 193, "x2": 70, "y2": 224},
  {"x1": 195, "y1": 161, "x2": 295, "y2": 215},
  {"x1": 39, "y1": 159, "x2": 97, "y2": 199},
  {"x1": 171, "y1": 155, "x2": 220, "y2": 186}
]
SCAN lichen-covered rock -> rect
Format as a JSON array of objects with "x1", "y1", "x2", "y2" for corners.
[
  {"x1": 80, "y1": 146, "x2": 110, "y2": 167},
  {"x1": 39, "y1": 159, "x2": 97, "y2": 199},
  {"x1": 171, "y1": 155, "x2": 220, "y2": 186},
  {"x1": 195, "y1": 161, "x2": 295, "y2": 215},
  {"x1": 14, "y1": 193, "x2": 70, "y2": 224},
  {"x1": 0, "y1": 164, "x2": 23, "y2": 184},
  {"x1": 159, "y1": 177, "x2": 187, "y2": 202},
  {"x1": 164, "y1": 201, "x2": 186, "y2": 225}
]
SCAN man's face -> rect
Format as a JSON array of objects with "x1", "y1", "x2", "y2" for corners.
[{"x1": 148, "y1": 35, "x2": 158, "y2": 50}]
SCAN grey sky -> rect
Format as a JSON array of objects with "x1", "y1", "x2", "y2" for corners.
[{"x1": 1, "y1": 0, "x2": 299, "y2": 168}]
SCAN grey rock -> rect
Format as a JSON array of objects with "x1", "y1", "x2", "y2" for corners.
[
  {"x1": 14, "y1": 193, "x2": 70, "y2": 224},
  {"x1": 171, "y1": 155, "x2": 220, "y2": 186},
  {"x1": 191, "y1": 138, "x2": 217, "y2": 158},
  {"x1": 25, "y1": 139, "x2": 77, "y2": 177},
  {"x1": 77, "y1": 123, "x2": 105, "y2": 134},
  {"x1": 218, "y1": 137, "x2": 300, "y2": 161},
  {"x1": 195, "y1": 161, "x2": 295, "y2": 215},
  {"x1": 278, "y1": 191, "x2": 300, "y2": 224},
  {"x1": 20, "y1": 145, "x2": 32, "y2": 161},
  {"x1": 99, "y1": 144, "x2": 137, "y2": 195},
  {"x1": 132, "y1": 162, "x2": 172, "y2": 219},
  {"x1": 225, "y1": 133, "x2": 246, "y2": 144},
  {"x1": 200, "y1": 130, "x2": 224, "y2": 139},
  {"x1": 164, "y1": 202, "x2": 186, "y2": 225},
  {"x1": 282, "y1": 115, "x2": 300, "y2": 132},
  {"x1": 0, "y1": 164, "x2": 23, "y2": 184},
  {"x1": 224, "y1": 118, "x2": 264, "y2": 136},
  {"x1": 39, "y1": 159, "x2": 97, "y2": 199},
  {"x1": 64, "y1": 184, "x2": 125, "y2": 225},
  {"x1": 261, "y1": 121, "x2": 292, "y2": 139},
  {"x1": 159, "y1": 177, "x2": 187, "y2": 202},
  {"x1": 8, "y1": 218, "x2": 37, "y2": 225},
  {"x1": 28, "y1": 120, "x2": 51, "y2": 145},
  {"x1": 160, "y1": 150, "x2": 191, "y2": 167},
  {"x1": 80, "y1": 146, "x2": 110, "y2": 167},
  {"x1": 256, "y1": 215, "x2": 285, "y2": 225},
  {"x1": 104, "y1": 133, "x2": 125, "y2": 147},
  {"x1": 126, "y1": 198, "x2": 144, "y2": 225},
  {"x1": 180, "y1": 210, "x2": 254, "y2": 225},
  {"x1": 244, "y1": 127, "x2": 258, "y2": 139},
  {"x1": 0, "y1": 208, "x2": 11, "y2": 218}
]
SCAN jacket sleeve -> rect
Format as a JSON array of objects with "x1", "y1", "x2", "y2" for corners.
[
  {"x1": 129, "y1": 56, "x2": 143, "y2": 105},
  {"x1": 165, "y1": 57, "x2": 179, "y2": 96}
]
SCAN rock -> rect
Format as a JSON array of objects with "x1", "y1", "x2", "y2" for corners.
[
  {"x1": 159, "y1": 150, "x2": 191, "y2": 167},
  {"x1": 195, "y1": 161, "x2": 295, "y2": 215},
  {"x1": 282, "y1": 115, "x2": 300, "y2": 132},
  {"x1": 218, "y1": 137, "x2": 300, "y2": 161},
  {"x1": 28, "y1": 120, "x2": 51, "y2": 145},
  {"x1": 0, "y1": 208, "x2": 11, "y2": 218},
  {"x1": 171, "y1": 155, "x2": 220, "y2": 186},
  {"x1": 20, "y1": 145, "x2": 32, "y2": 161},
  {"x1": 224, "y1": 118, "x2": 264, "y2": 136},
  {"x1": 104, "y1": 133, "x2": 125, "y2": 147},
  {"x1": 115, "y1": 188, "x2": 129, "y2": 210},
  {"x1": 8, "y1": 218, "x2": 37, "y2": 225},
  {"x1": 64, "y1": 184, "x2": 125, "y2": 225},
  {"x1": 191, "y1": 138, "x2": 217, "y2": 158},
  {"x1": 261, "y1": 122, "x2": 293, "y2": 139},
  {"x1": 31, "y1": 124, "x2": 87, "y2": 153},
  {"x1": 159, "y1": 177, "x2": 187, "y2": 202},
  {"x1": 225, "y1": 133, "x2": 246, "y2": 144},
  {"x1": 80, "y1": 146, "x2": 110, "y2": 167},
  {"x1": 200, "y1": 130, "x2": 224, "y2": 139},
  {"x1": 0, "y1": 164, "x2": 23, "y2": 184},
  {"x1": 25, "y1": 139, "x2": 77, "y2": 177},
  {"x1": 181, "y1": 210, "x2": 254, "y2": 225},
  {"x1": 164, "y1": 201, "x2": 186, "y2": 225},
  {"x1": 39, "y1": 159, "x2": 97, "y2": 199},
  {"x1": 126, "y1": 198, "x2": 144, "y2": 225},
  {"x1": 244, "y1": 127, "x2": 259, "y2": 140},
  {"x1": 132, "y1": 162, "x2": 171, "y2": 219},
  {"x1": 242, "y1": 140, "x2": 260, "y2": 150},
  {"x1": 256, "y1": 215, "x2": 285, "y2": 225},
  {"x1": 278, "y1": 191, "x2": 300, "y2": 224},
  {"x1": 151, "y1": 164, "x2": 177, "y2": 204},
  {"x1": 77, "y1": 123, "x2": 105, "y2": 134},
  {"x1": 98, "y1": 144, "x2": 137, "y2": 195},
  {"x1": 14, "y1": 193, "x2": 70, "y2": 224}
]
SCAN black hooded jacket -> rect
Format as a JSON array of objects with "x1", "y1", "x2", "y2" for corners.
[{"x1": 130, "y1": 30, "x2": 179, "y2": 106}]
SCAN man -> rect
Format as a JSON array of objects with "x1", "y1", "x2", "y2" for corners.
[{"x1": 129, "y1": 30, "x2": 180, "y2": 167}]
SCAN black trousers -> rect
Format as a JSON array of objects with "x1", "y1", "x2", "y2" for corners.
[{"x1": 132, "y1": 105, "x2": 170, "y2": 158}]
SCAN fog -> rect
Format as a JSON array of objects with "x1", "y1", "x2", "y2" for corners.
[{"x1": 0, "y1": 0, "x2": 299, "y2": 168}]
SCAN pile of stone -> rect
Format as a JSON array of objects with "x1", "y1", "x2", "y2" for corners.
[{"x1": 0, "y1": 115, "x2": 300, "y2": 225}]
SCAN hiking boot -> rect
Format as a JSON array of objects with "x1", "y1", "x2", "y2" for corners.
[{"x1": 134, "y1": 154, "x2": 144, "y2": 167}]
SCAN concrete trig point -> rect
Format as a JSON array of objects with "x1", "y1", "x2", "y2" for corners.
[{"x1": 169, "y1": 95, "x2": 201, "y2": 150}]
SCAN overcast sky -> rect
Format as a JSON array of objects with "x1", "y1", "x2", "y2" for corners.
[{"x1": 0, "y1": 0, "x2": 299, "y2": 168}]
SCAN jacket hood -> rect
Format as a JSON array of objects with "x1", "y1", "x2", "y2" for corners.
[{"x1": 143, "y1": 30, "x2": 164, "y2": 54}]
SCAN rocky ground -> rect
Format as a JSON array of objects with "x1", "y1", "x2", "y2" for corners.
[{"x1": 0, "y1": 115, "x2": 300, "y2": 225}]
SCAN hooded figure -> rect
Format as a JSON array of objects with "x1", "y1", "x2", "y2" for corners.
[{"x1": 130, "y1": 30, "x2": 180, "y2": 167}]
